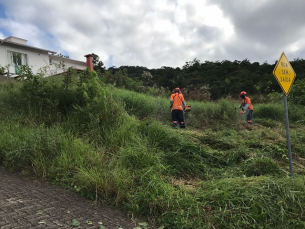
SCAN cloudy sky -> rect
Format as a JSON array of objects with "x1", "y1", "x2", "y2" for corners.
[{"x1": 0, "y1": 0, "x2": 305, "y2": 69}]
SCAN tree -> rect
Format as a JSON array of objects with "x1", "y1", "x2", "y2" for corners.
[
  {"x1": 92, "y1": 53, "x2": 105, "y2": 73},
  {"x1": 56, "y1": 53, "x2": 69, "y2": 58}
]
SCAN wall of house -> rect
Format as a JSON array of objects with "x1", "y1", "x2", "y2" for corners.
[
  {"x1": 0, "y1": 44, "x2": 87, "y2": 76},
  {"x1": 0, "y1": 44, "x2": 50, "y2": 74},
  {"x1": 48, "y1": 56, "x2": 87, "y2": 76},
  {"x1": 0, "y1": 44, "x2": 6, "y2": 68}
]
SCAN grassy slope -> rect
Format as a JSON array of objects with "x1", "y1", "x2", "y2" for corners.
[{"x1": 0, "y1": 75, "x2": 305, "y2": 229}]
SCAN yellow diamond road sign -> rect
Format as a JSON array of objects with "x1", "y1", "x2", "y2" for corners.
[{"x1": 273, "y1": 52, "x2": 296, "y2": 96}]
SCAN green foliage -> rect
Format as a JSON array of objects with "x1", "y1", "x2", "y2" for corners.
[
  {"x1": 137, "y1": 121, "x2": 208, "y2": 177},
  {"x1": 267, "y1": 92, "x2": 283, "y2": 103},
  {"x1": 104, "y1": 87, "x2": 172, "y2": 129},
  {"x1": 92, "y1": 53, "x2": 105, "y2": 73},
  {"x1": 0, "y1": 65, "x2": 5, "y2": 75},
  {"x1": 0, "y1": 123, "x2": 65, "y2": 174},
  {"x1": 15, "y1": 66, "x2": 79, "y2": 124},
  {"x1": 56, "y1": 53, "x2": 69, "y2": 58},
  {"x1": 254, "y1": 102, "x2": 305, "y2": 124},
  {"x1": 191, "y1": 177, "x2": 305, "y2": 229},
  {"x1": 186, "y1": 99, "x2": 239, "y2": 128},
  {"x1": 71, "y1": 219, "x2": 80, "y2": 227},
  {"x1": 290, "y1": 78, "x2": 305, "y2": 105},
  {"x1": 115, "y1": 144, "x2": 163, "y2": 172},
  {"x1": 122, "y1": 91, "x2": 157, "y2": 118},
  {"x1": 255, "y1": 118, "x2": 278, "y2": 128},
  {"x1": 77, "y1": 68, "x2": 105, "y2": 103},
  {"x1": 242, "y1": 157, "x2": 286, "y2": 177},
  {"x1": 101, "y1": 68, "x2": 143, "y2": 92},
  {"x1": 255, "y1": 103, "x2": 284, "y2": 121},
  {"x1": 85, "y1": 56, "x2": 305, "y2": 100},
  {"x1": 1, "y1": 66, "x2": 305, "y2": 229},
  {"x1": 63, "y1": 67, "x2": 77, "y2": 87},
  {"x1": 287, "y1": 103, "x2": 305, "y2": 122},
  {"x1": 112, "y1": 58, "x2": 284, "y2": 100}
]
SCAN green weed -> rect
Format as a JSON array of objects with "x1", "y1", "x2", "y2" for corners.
[
  {"x1": 242, "y1": 157, "x2": 286, "y2": 177},
  {"x1": 1, "y1": 71, "x2": 305, "y2": 229}
]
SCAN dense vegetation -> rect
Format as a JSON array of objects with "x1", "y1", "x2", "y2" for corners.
[
  {"x1": 1, "y1": 65, "x2": 305, "y2": 229},
  {"x1": 97, "y1": 57, "x2": 305, "y2": 100}
]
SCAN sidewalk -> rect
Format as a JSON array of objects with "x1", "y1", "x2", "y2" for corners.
[{"x1": 0, "y1": 167, "x2": 140, "y2": 229}]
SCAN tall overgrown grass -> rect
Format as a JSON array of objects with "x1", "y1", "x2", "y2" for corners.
[{"x1": 0, "y1": 69, "x2": 305, "y2": 228}]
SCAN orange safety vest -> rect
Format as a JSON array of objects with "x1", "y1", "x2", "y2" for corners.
[
  {"x1": 170, "y1": 93, "x2": 185, "y2": 110},
  {"x1": 242, "y1": 96, "x2": 253, "y2": 110}
]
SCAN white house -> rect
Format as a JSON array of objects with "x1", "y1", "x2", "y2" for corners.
[{"x1": 0, "y1": 36, "x2": 89, "y2": 77}]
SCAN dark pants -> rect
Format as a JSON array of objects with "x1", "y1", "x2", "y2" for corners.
[
  {"x1": 247, "y1": 110, "x2": 253, "y2": 124},
  {"x1": 172, "y1": 110, "x2": 185, "y2": 128}
]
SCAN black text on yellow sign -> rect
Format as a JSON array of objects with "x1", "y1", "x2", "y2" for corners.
[{"x1": 273, "y1": 52, "x2": 296, "y2": 96}]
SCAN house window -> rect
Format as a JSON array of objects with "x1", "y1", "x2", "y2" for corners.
[{"x1": 7, "y1": 51, "x2": 28, "y2": 66}]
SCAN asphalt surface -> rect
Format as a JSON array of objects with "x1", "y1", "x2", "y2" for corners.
[{"x1": 0, "y1": 167, "x2": 141, "y2": 229}]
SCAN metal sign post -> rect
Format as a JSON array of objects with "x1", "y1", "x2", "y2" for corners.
[
  {"x1": 283, "y1": 94, "x2": 293, "y2": 177},
  {"x1": 273, "y1": 52, "x2": 296, "y2": 177}
]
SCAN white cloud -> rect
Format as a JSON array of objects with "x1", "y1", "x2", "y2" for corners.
[{"x1": 1, "y1": 0, "x2": 305, "y2": 68}]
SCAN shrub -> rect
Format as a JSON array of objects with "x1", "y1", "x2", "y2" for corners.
[
  {"x1": 254, "y1": 101, "x2": 305, "y2": 123},
  {"x1": 255, "y1": 103, "x2": 284, "y2": 121},
  {"x1": 287, "y1": 103, "x2": 305, "y2": 122},
  {"x1": 290, "y1": 78, "x2": 305, "y2": 105},
  {"x1": 0, "y1": 65, "x2": 5, "y2": 75}
]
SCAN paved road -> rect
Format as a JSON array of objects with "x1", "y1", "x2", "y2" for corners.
[{"x1": 0, "y1": 168, "x2": 141, "y2": 229}]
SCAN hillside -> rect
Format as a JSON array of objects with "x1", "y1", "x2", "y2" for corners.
[
  {"x1": 0, "y1": 68, "x2": 305, "y2": 229},
  {"x1": 102, "y1": 57, "x2": 305, "y2": 100}
]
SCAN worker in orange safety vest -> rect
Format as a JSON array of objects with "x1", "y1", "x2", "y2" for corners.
[
  {"x1": 239, "y1": 91, "x2": 253, "y2": 125},
  {"x1": 170, "y1": 88, "x2": 186, "y2": 128}
]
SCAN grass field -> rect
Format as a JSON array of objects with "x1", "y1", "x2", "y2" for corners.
[{"x1": 0, "y1": 70, "x2": 305, "y2": 229}]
